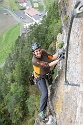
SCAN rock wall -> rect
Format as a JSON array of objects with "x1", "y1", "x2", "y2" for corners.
[{"x1": 53, "y1": 0, "x2": 83, "y2": 125}]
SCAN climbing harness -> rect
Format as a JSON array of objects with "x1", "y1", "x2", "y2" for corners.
[
  {"x1": 29, "y1": 63, "x2": 57, "y2": 85},
  {"x1": 65, "y1": 0, "x2": 83, "y2": 87}
]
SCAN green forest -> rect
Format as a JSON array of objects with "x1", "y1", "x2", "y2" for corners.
[{"x1": 0, "y1": 1, "x2": 62, "y2": 125}]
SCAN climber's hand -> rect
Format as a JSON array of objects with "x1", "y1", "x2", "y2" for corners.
[
  {"x1": 58, "y1": 50, "x2": 65, "y2": 57},
  {"x1": 58, "y1": 54, "x2": 65, "y2": 61}
]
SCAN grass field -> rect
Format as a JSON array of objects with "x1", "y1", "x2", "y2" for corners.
[
  {"x1": 0, "y1": 0, "x2": 19, "y2": 11},
  {"x1": 0, "y1": 24, "x2": 20, "y2": 65},
  {"x1": 0, "y1": 13, "x2": 18, "y2": 34}
]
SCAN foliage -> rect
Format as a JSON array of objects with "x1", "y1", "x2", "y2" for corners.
[
  {"x1": 4, "y1": 83, "x2": 24, "y2": 123},
  {"x1": 44, "y1": 0, "x2": 56, "y2": 10},
  {"x1": 38, "y1": 2, "x2": 44, "y2": 12},
  {"x1": 25, "y1": 94, "x2": 40, "y2": 125},
  {"x1": 48, "y1": 42, "x2": 56, "y2": 54},
  {"x1": 26, "y1": 95, "x2": 40, "y2": 116},
  {"x1": 58, "y1": 41, "x2": 64, "y2": 49},
  {"x1": 19, "y1": 7, "x2": 26, "y2": 10}
]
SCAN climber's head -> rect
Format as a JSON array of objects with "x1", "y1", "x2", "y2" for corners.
[
  {"x1": 31, "y1": 42, "x2": 42, "y2": 58},
  {"x1": 31, "y1": 42, "x2": 41, "y2": 52}
]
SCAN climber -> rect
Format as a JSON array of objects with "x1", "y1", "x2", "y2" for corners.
[{"x1": 31, "y1": 42, "x2": 64, "y2": 120}]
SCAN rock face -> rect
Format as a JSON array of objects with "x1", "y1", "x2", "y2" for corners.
[{"x1": 53, "y1": 0, "x2": 83, "y2": 125}]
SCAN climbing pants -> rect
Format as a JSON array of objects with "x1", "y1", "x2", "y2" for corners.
[{"x1": 36, "y1": 78, "x2": 48, "y2": 112}]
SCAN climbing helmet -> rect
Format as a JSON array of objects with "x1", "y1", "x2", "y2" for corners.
[{"x1": 31, "y1": 42, "x2": 41, "y2": 52}]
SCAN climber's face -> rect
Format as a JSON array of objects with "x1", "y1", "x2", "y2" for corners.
[{"x1": 33, "y1": 48, "x2": 42, "y2": 58}]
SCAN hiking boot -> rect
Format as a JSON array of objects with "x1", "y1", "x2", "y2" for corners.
[{"x1": 38, "y1": 111, "x2": 45, "y2": 120}]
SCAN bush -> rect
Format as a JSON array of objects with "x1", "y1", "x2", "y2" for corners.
[{"x1": 58, "y1": 41, "x2": 64, "y2": 49}]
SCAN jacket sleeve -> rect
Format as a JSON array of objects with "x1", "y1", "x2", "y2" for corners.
[{"x1": 42, "y1": 49, "x2": 53, "y2": 60}]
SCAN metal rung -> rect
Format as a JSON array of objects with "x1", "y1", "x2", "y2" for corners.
[
  {"x1": 72, "y1": 4, "x2": 83, "y2": 18},
  {"x1": 64, "y1": 79, "x2": 80, "y2": 87}
]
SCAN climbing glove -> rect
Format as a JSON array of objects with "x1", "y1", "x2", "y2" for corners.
[
  {"x1": 58, "y1": 50, "x2": 65, "y2": 57},
  {"x1": 58, "y1": 54, "x2": 65, "y2": 61}
]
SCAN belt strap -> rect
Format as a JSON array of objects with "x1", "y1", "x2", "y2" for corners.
[
  {"x1": 35, "y1": 72, "x2": 45, "y2": 78},
  {"x1": 34, "y1": 72, "x2": 51, "y2": 79}
]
